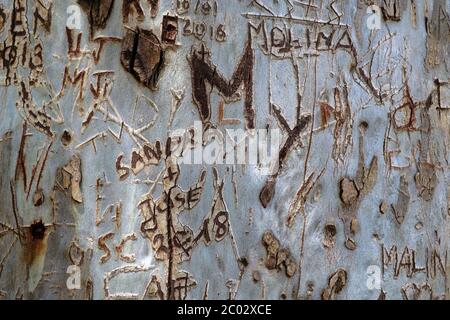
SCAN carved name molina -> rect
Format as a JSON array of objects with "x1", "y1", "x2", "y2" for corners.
[{"x1": 248, "y1": 20, "x2": 354, "y2": 58}]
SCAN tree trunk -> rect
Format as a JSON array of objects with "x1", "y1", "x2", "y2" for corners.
[{"x1": 0, "y1": 0, "x2": 449, "y2": 300}]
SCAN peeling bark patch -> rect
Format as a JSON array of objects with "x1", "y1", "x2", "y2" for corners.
[
  {"x1": 145, "y1": 275, "x2": 164, "y2": 300},
  {"x1": 262, "y1": 231, "x2": 297, "y2": 278},
  {"x1": 321, "y1": 269, "x2": 347, "y2": 300},
  {"x1": 120, "y1": 28, "x2": 164, "y2": 90}
]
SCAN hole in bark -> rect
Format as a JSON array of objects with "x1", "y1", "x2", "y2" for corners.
[
  {"x1": 238, "y1": 257, "x2": 249, "y2": 268},
  {"x1": 30, "y1": 220, "x2": 46, "y2": 240},
  {"x1": 61, "y1": 130, "x2": 72, "y2": 147},
  {"x1": 323, "y1": 224, "x2": 337, "y2": 248}
]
